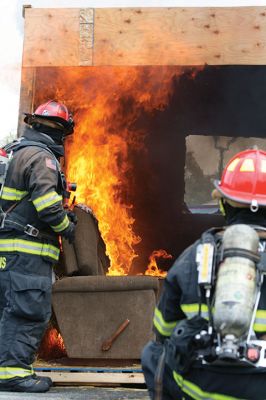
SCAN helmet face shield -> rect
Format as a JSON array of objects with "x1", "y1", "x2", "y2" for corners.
[
  {"x1": 214, "y1": 149, "x2": 266, "y2": 209},
  {"x1": 24, "y1": 100, "x2": 74, "y2": 136}
]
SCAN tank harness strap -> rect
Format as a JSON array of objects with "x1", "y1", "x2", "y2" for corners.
[
  {"x1": 0, "y1": 194, "x2": 57, "y2": 243},
  {"x1": 3, "y1": 218, "x2": 56, "y2": 242},
  {"x1": 4, "y1": 139, "x2": 54, "y2": 155},
  {"x1": 221, "y1": 248, "x2": 261, "y2": 263}
]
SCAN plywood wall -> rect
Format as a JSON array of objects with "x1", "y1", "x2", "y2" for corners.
[
  {"x1": 19, "y1": 6, "x2": 266, "y2": 130},
  {"x1": 23, "y1": 8, "x2": 93, "y2": 67},
  {"x1": 23, "y1": 6, "x2": 266, "y2": 67}
]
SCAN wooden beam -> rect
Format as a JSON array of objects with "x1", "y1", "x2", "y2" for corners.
[
  {"x1": 37, "y1": 371, "x2": 145, "y2": 385},
  {"x1": 93, "y1": 7, "x2": 266, "y2": 65},
  {"x1": 22, "y1": 6, "x2": 266, "y2": 67}
]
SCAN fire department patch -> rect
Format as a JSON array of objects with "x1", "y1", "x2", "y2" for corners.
[{"x1": 45, "y1": 158, "x2": 57, "y2": 171}]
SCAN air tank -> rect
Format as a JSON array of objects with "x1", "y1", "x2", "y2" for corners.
[{"x1": 213, "y1": 224, "x2": 259, "y2": 339}]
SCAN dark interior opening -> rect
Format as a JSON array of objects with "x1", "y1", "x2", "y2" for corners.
[{"x1": 31, "y1": 65, "x2": 266, "y2": 274}]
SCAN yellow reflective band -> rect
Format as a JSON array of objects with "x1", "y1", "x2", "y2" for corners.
[
  {"x1": 33, "y1": 191, "x2": 62, "y2": 212},
  {"x1": 173, "y1": 371, "x2": 242, "y2": 400},
  {"x1": 0, "y1": 239, "x2": 60, "y2": 261},
  {"x1": 0, "y1": 366, "x2": 33, "y2": 380},
  {"x1": 0, "y1": 187, "x2": 28, "y2": 201},
  {"x1": 181, "y1": 303, "x2": 209, "y2": 320},
  {"x1": 153, "y1": 307, "x2": 177, "y2": 337},
  {"x1": 227, "y1": 158, "x2": 240, "y2": 172},
  {"x1": 261, "y1": 159, "x2": 266, "y2": 173},
  {"x1": 240, "y1": 158, "x2": 255, "y2": 172},
  {"x1": 253, "y1": 310, "x2": 266, "y2": 332},
  {"x1": 51, "y1": 214, "x2": 70, "y2": 233},
  {"x1": 255, "y1": 310, "x2": 266, "y2": 318},
  {"x1": 253, "y1": 323, "x2": 266, "y2": 332}
]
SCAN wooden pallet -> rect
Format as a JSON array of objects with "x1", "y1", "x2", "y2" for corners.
[{"x1": 35, "y1": 367, "x2": 145, "y2": 385}]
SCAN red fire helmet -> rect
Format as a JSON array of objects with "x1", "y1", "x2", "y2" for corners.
[
  {"x1": 24, "y1": 100, "x2": 74, "y2": 135},
  {"x1": 214, "y1": 149, "x2": 266, "y2": 210}
]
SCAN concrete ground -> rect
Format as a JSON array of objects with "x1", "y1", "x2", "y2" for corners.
[{"x1": 0, "y1": 386, "x2": 150, "y2": 400}]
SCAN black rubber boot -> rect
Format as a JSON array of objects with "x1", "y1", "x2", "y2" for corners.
[
  {"x1": 0, "y1": 377, "x2": 50, "y2": 392},
  {"x1": 32, "y1": 373, "x2": 53, "y2": 387}
]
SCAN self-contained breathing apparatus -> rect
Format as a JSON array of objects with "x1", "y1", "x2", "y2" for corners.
[
  {"x1": 167, "y1": 224, "x2": 266, "y2": 374},
  {"x1": 153, "y1": 224, "x2": 266, "y2": 400},
  {"x1": 196, "y1": 223, "x2": 266, "y2": 367}
]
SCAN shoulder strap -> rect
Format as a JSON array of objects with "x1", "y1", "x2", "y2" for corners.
[
  {"x1": 203, "y1": 226, "x2": 225, "y2": 240},
  {"x1": 5, "y1": 139, "x2": 54, "y2": 157},
  {"x1": 6, "y1": 139, "x2": 60, "y2": 172}
]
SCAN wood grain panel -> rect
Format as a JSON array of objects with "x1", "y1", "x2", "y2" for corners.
[
  {"x1": 93, "y1": 7, "x2": 266, "y2": 65},
  {"x1": 22, "y1": 7, "x2": 266, "y2": 66},
  {"x1": 17, "y1": 67, "x2": 36, "y2": 135},
  {"x1": 22, "y1": 8, "x2": 93, "y2": 67}
]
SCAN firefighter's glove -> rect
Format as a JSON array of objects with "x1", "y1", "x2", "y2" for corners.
[
  {"x1": 67, "y1": 211, "x2": 78, "y2": 225},
  {"x1": 62, "y1": 222, "x2": 76, "y2": 244}
]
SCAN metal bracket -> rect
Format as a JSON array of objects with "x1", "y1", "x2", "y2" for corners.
[{"x1": 24, "y1": 224, "x2": 39, "y2": 237}]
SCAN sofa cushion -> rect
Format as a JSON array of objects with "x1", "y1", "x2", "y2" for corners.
[
  {"x1": 52, "y1": 276, "x2": 159, "y2": 359},
  {"x1": 53, "y1": 275, "x2": 159, "y2": 292}
]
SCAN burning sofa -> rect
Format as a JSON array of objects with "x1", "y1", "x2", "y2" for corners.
[{"x1": 52, "y1": 205, "x2": 159, "y2": 359}]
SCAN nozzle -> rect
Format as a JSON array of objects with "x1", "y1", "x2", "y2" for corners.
[{"x1": 67, "y1": 182, "x2": 77, "y2": 192}]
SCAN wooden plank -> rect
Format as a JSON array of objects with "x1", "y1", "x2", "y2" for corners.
[
  {"x1": 22, "y1": 8, "x2": 93, "y2": 67},
  {"x1": 22, "y1": 6, "x2": 266, "y2": 67},
  {"x1": 17, "y1": 67, "x2": 36, "y2": 135},
  {"x1": 93, "y1": 7, "x2": 266, "y2": 65},
  {"x1": 36, "y1": 371, "x2": 145, "y2": 384}
]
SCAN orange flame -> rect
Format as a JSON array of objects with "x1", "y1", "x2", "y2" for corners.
[
  {"x1": 35, "y1": 66, "x2": 194, "y2": 275},
  {"x1": 63, "y1": 67, "x2": 183, "y2": 275},
  {"x1": 38, "y1": 327, "x2": 66, "y2": 360},
  {"x1": 145, "y1": 249, "x2": 172, "y2": 278}
]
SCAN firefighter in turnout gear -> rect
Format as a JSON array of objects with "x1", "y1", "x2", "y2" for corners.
[
  {"x1": 142, "y1": 149, "x2": 266, "y2": 400},
  {"x1": 0, "y1": 100, "x2": 76, "y2": 393}
]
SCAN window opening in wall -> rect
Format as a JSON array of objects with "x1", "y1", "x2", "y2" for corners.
[{"x1": 184, "y1": 135, "x2": 266, "y2": 214}]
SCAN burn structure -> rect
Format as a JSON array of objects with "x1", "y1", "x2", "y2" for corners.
[{"x1": 30, "y1": 65, "x2": 266, "y2": 274}]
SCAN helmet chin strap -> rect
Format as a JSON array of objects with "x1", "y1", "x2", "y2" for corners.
[
  {"x1": 222, "y1": 200, "x2": 266, "y2": 227},
  {"x1": 219, "y1": 199, "x2": 226, "y2": 216},
  {"x1": 213, "y1": 189, "x2": 260, "y2": 212}
]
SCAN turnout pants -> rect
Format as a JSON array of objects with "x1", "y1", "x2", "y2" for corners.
[
  {"x1": 142, "y1": 340, "x2": 266, "y2": 400},
  {"x1": 0, "y1": 252, "x2": 53, "y2": 383}
]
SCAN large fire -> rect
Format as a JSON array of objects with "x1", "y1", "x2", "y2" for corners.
[
  {"x1": 34, "y1": 66, "x2": 190, "y2": 275},
  {"x1": 65, "y1": 68, "x2": 179, "y2": 276}
]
